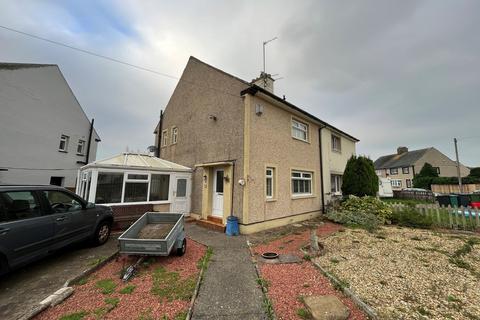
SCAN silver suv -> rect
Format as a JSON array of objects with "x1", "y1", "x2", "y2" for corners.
[{"x1": 0, "y1": 185, "x2": 113, "y2": 275}]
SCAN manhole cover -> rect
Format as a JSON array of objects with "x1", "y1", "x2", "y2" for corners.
[{"x1": 261, "y1": 252, "x2": 279, "y2": 259}]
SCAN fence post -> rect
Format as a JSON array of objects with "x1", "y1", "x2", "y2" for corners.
[
  {"x1": 447, "y1": 205, "x2": 453, "y2": 229},
  {"x1": 435, "y1": 206, "x2": 441, "y2": 227},
  {"x1": 474, "y1": 208, "x2": 479, "y2": 231},
  {"x1": 460, "y1": 206, "x2": 466, "y2": 231}
]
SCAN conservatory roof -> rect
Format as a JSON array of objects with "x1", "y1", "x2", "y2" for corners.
[{"x1": 81, "y1": 153, "x2": 192, "y2": 172}]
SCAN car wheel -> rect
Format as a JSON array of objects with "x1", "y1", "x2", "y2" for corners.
[
  {"x1": 176, "y1": 238, "x2": 186, "y2": 256},
  {"x1": 93, "y1": 221, "x2": 111, "y2": 246}
]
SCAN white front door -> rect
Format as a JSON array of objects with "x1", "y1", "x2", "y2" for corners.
[
  {"x1": 212, "y1": 168, "x2": 224, "y2": 217},
  {"x1": 172, "y1": 175, "x2": 191, "y2": 214}
]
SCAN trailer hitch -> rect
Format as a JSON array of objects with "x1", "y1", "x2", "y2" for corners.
[{"x1": 122, "y1": 257, "x2": 144, "y2": 282}]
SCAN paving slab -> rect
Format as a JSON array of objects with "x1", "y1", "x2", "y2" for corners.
[
  {"x1": 0, "y1": 235, "x2": 118, "y2": 320},
  {"x1": 186, "y1": 223, "x2": 266, "y2": 320}
]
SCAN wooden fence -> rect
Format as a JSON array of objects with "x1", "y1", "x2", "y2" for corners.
[
  {"x1": 390, "y1": 203, "x2": 480, "y2": 232},
  {"x1": 431, "y1": 184, "x2": 480, "y2": 194}
]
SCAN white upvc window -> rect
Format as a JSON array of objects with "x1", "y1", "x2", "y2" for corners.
[
  {"x1": 171, "y1": 127, "x2": 178, "y2": 144},
  {"x1": 291, "y1": 170, "x2": 313, "y2": 196},
  {"x1": 161, "y1": 129, "x2": 168, "y2": 147},
  {"x1": 331, "y1": 174, "x2": 342, "y2": 194},
  {"x1": 402, "y1": 167, "x2": 410, "y2": 174},
  {"x1": 332, "y1": 134, "x2": 341, "y2": 152},
  {"x1": 77, "y1": 140, "x2": 86, "y2": 155},
  {"x1": 291, "y1": 119, "x2": 308, "y2": 142},
  {"x1": 391, "y1": 179, "x2": 402, "y2": 188},
  {"x1": 266, "y1": 167, "x2": 275, "y2": 199},
  {"x1": 59, "y1": 135, "x2": 69, "y2": 152},
  {"x1": 390, "y1": 168, "x2": 398, "y2": 175}
]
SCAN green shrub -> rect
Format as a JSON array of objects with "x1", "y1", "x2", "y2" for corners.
[
  {"x1": 341, "y1": 196, "x2": 393, "y2": 220},
  {"x1": 390, "y1": 209, "x2": 433, "y2": 229},
  {"x1": 326, "y1": 196, "x2": 393, "y2": 232},
  {"x1": 326, "y1": 210, "x2": 384, "y2": 232},
  {"x1": 342, "y1": 156, "x2": 379, "y2": 197}
]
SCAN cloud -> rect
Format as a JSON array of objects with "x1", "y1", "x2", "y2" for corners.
[{"x1": 0, "y1": 0, "x2": 478, "y2": 167}]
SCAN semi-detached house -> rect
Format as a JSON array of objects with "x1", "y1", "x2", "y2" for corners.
[{"x1": 154, "y1": 57, "x2": 358, "y2": 233}]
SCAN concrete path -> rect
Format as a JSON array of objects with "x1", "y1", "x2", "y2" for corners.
[
  {"x1": 0, "y1": 235, "x2": 118, "y2": 320},
  {"x1": 186, "y1": 223, "x2": 266, "y2": 320}
]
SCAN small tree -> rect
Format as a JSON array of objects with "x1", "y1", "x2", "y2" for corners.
[
  {"x1": 418, "y1": 163, "x2": 439, "y2": 178},
  {"x1": 341, "y1": 155, "x2": 379, "y2": 197},
  {"x1": 468, "y1": 167, "x2": 480, "y2": 178},
  {"x1": 413, "y1": 162, "x2": 438, "y2": 189}
]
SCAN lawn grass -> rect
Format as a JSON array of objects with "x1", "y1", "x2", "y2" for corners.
[
  {"x1": 59, "y1": 311, "x2": 88, "y2": 320},
  {"x1": 95, "y1": 279, "x2": 117, "y2": 295},
  {"x1": 151, "y1": 266, "x2": 196, "y2": 301},
  {"x1": 119, "y1": 285, "x2": 136, "y2": 294}
]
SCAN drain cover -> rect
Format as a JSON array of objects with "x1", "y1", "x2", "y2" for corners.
[{"x1": 261, "y1": 252, "x2": 279, "y2": 259}]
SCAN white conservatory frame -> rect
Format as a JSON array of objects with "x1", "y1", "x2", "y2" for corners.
[{"x1": 76, "y1": 161, "x2": 192, "y2": 207}]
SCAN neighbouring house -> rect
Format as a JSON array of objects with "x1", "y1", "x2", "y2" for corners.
[
  {"x1": 76, "y1": 152, "x2": 192, "y2": 229},
  {"x1": 153, "y1": 57, "x2": 358, "y2": 233},
  {"x1": 0, "y1": 63, "x2": 100, "y2": 189},
  {"x1": 374, "y1": 146, "x2": 470, "y2": 191}
]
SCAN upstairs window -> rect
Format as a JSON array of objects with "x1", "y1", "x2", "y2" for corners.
[
  {"x1": 435, "y1": 167, "x2": 441, "y2": 175},
  {"x1": 390, "y1": 168, "x2": 398, "y2": 175},
  {"x1": 332, "y1": 135, "x2": 341, "y2": 152},
  {"x1": 161, "y1": 130, "x2": 168, "y2": 147},
  {"x1": 171, "y1": 127, "x2": 178, "y2": 144},
  {"x1": 59, "y1": 135, "x2": 69, "y2": 152},
  {"x1": 77, "y1": 140, "x2": 86, "y2": 155},
  {"x1": 292, "y1": 171, "x2": 313, "y2": 196},
  {"x1": 402, "y1": 167, "x2": 410, "y2": 174},
  {"x1": 291, "y1": 119, "x2": 308, "y2": 142}
]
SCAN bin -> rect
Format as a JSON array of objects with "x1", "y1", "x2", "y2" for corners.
[
  {"x1": 225, "y1": 216, "x2": 239, "y2": 236},
  {"x1": 436, "y1": 195, "x2": 451, "y2": 206},
  {"x1": 450, "y1": 195, "x2": 459, "y2": 207}
]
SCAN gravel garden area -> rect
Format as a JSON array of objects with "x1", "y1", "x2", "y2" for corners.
[
  {"x1": 35, "y1": 238, "x2": 206, "y2": 320},
  {"x1": 251, "y1": 221, "x2": 366, "y2": 320},
  {"x1": 316, "y1": 227, "x2": 480, "y2": 320}
]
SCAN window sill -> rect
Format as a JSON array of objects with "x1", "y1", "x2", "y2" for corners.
[
  {"x1": 292, "y1": 136, "x2": 310, "y2": 144},
  {"x1": 58, "y1": 150, "x2": 68, "y2": 153},
  {"x1": 266, "y1": 198, "x2": 277, "y2": 202},
  {"x1": 77, "y1": 153, "x2": 85, "y2": 156},
  {"x1": 291, "y1": 194, "x2": 316, "y2": 200},
  {"x1": 332, "y1": 149, "x2": 342, "y2": 154}
]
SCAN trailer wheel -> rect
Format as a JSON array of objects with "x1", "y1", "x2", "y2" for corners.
[{"x1": 176, "y1": 238, "x2": 186, "y2": 256}]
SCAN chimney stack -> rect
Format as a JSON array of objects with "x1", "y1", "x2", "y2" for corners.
[
  {"x1": 252, "y1": 72, "x2": 275, "y2": 93},
  {"x1": 397, "y1": 146, "x2": 409, "y2": 155}
]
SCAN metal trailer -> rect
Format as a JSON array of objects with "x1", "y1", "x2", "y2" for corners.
[
  {"x1": 119, "y1": 212, "x2": 186, "y2": 256},
  {"x1": 118, "y1": 212, "x2": 186, "y2": 281}
]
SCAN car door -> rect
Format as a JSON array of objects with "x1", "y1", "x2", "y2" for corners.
[
  {"x1": 0, "y1": 190, "x2": 55, "y2": 268},
  {"x1": 41, "y1": 190, "x2": 96, "y2": 249}
]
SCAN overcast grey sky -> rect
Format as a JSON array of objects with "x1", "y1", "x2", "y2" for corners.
[{"x1": 1, "y1": 0, "x2": 479, "y2": 166}]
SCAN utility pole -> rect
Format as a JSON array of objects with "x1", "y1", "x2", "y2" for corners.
[{"x1": 454, "y1": 138, "x2": 463, "y2": 193}]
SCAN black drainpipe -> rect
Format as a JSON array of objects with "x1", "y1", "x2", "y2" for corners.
[
  {"x1": 85, "y1": 118, "x2": 94, "y2": 164},
  {"x1": 318, "y1": 126, "x2": 326, "y2": 213},
  {"x1": 156, "y1": 110, "x2": 163, "y2": 157}
]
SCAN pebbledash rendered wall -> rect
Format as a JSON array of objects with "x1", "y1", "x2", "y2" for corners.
[
  {"x1": 244, "y1": 93, "x2": 356, "y2": 230},
  {"x1": 0, "y1": 64, "x2": 99, "y2": 188},
  {"x1": 159, "y1": 57, "x2": 248, "y2": 220}
]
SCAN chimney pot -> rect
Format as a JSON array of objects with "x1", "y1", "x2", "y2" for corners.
[{"x1": 397, "y1": 146, "x2": 408, "y2": 154}]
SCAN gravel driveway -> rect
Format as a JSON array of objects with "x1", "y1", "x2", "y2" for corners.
[
  {"x1": 316, "y1": 227, "x2": 480, "y2": 320},
  {"x1": 0, "y1": 234, "x2": 119, "y2": 320}
]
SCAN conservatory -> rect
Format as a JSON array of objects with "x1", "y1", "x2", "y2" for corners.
[{"x1": 76, "y1": 153, "x2": 192, "y2": 214}]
